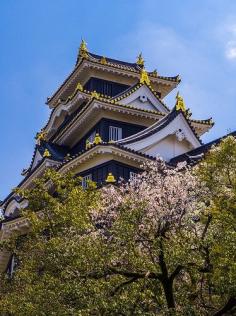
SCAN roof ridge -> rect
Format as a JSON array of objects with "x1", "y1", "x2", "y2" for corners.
[
  {"x1": 170, "y1": 130, "x2": 236, "y2": 165},
  {"x1": 118, "y1": 107, "x2": 203, "y2": 146}
]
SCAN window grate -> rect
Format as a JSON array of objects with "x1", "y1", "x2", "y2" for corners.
[
  {"x1": 109, "y1": 126, "x2": 122, "y2": 141},
  {"x1": 82, "y1": 174, "x2": 92, "y2": 189},
  {"x1": 130, "y1": 172, "x2": 138, "y2": 181}
]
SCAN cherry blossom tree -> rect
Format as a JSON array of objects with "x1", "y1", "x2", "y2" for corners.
[{"x1": 0, "y1": 137, "x2": 235, "y2": 315}]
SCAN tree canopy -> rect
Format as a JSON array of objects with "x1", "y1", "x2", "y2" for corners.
[{"x1": 0, "y1": 136, "x2": 235, "y2": 315}]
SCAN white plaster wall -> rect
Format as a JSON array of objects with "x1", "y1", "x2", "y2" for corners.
[
  {"x1": 143, "y1": 135, "x2": 192, "y2": 161},
  {"x1": 122, "y1": 114, "x2": 201, "y2": 160},
  {"x1": 126, "y1": 98, "x2": 157, "y2": 111},
  {"x1": 119, "y1": 85, "x2": 168, "y2": 113}
]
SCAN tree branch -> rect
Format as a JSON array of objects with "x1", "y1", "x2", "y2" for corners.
[
  {"x1": 201, "y1": 214, "x2": 212, "y2": 240},
  {"x1": 77, "y1": 268, "x2": 161, "y2": 281},
  {"x1": 169, "y1": 265, "x2": 184, "y2": 283},
  {"x1": 111, "y1": 277, "x2": 139, "y2": 296},
  {"x1": 212, "y1": 296, "x2": 236, "y2": 316}
]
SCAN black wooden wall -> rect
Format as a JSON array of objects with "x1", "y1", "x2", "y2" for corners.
[
  {"x1": 71, "y1": 118, "x2": 146, "y2": 155},
  {"x1": 79, "y1": 160, "x2": 141, "y2": 186},
  {"x1": 84, "y1": 77, "x2": 130, "y2": 97}
]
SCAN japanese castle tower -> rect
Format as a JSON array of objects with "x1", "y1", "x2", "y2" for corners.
[{"x1": 0, "y1": 41, "x2": 215, "y2": 272}]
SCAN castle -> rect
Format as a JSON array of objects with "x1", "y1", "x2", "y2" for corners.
[{"x1": 0, "y1": 41, "x2": 224, "y2": 273}]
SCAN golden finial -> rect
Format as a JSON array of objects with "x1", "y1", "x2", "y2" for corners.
[
  {"x1": 76, "y1": 82, "x2": 83, "y2": 91},
  {"x1": 86, "y1": 139, "x2": 92, "y2": 150},
  {"x1": 91, "y1": 91, "x2": 100, "y2": 99},
  {"x1": 100, "y1": 56, "x2": 107, "y2": 65},
  {"x1": 93, "y1": 133, "x2": 102, "y2": 145},
  {"x1": 43, "y1": 149, "x2": 51, "y2": 158},
  {"x1": 79, "y1": 39, "x2": 88, "y2": 58},
  {"x1": 140, "y1": 68, "x2": 150, "y2": 85},
  {"x1": 175, "y1": 92, "x2": 186, "y2": 112},
  {"x1": 36, "y1": 130, "x2": 47, "y2": 144},
  {"x1": 136, "y1": 53, "x2": 144, "y2": 66},
  {"x1": 105, "y1": 172, "x2": 116, "y2": 183}
]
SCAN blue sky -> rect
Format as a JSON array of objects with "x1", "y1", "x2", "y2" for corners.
[{"x1": 0, "y1": 0, "x2": 236, "y2": 200}]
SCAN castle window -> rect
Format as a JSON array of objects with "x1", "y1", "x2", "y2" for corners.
[
  {"x1": 81, "y1": 174, "x2": 92, "y2": 189},
  {"x1": 103, "y1": 82, "x2": 113, "y2": 96},
  {"x1": 109, "y1": 126, "x2": 122, "y2": 141},
  {"x1": 130, "y1": 171, "x2": 138, "y2": 181}
]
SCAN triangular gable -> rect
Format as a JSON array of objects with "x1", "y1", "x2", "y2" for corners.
[
  {"x1": 118, "y1": 110, "x2": 202, "y2": 161},
  {"x1": 31, "y1": 149, "x2": 43, "y2": 170},
  {"x1": 113, "y1": 84, "x2": 169, "y2": 114}
]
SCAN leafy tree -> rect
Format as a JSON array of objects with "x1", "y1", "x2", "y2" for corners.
[
  {"x1": 0, "y1": 137, "x2": 235, "y2": 315},
  {"x1": 0, "y1": 170, "x2": 101, "y2": 315},
  {"x1": 195, "y1": 136, "x2": 236, "y2": 315}
]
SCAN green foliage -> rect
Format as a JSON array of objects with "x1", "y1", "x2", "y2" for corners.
[{"x1": 0, "y1": 137, "x2": 235, "y2": 315}]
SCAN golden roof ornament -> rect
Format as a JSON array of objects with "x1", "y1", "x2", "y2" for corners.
[
  {"x1": 140, "y1": 68, "x2": 150, "y2": 85},
  {"x1": 43, "y1": 149, "x2": 51, "y2": 158},
  {"x1": 100, "y1": 56, "x2": 107, "y2": 65},
  {"x1": 91, "y1": 90, "x2": 100, "y2": 99},
  {"x1": 76, "y1": 82, "x2": 83, "y2": 91},
  {"x1": 86, "y1": 139, "x2": 92, "y2": 150},
  {"x1": 105, "y1": 172, "x2": 116, "y2": 183},
  {"x1": 79, "y1": 39, "x2": 88, "y2": 58},
  {"x1": 136, "y1": 53, "x2": 145, "y2": 66},
  {"x1": 36, "y1": 130, "x2": 47, "y2": 144},
  {"x1": 175, "y1": 92, "x2": 186, "y2": 112},
  {"x1": 94, "y1": 133, "x2": 102, "y2": 145}
]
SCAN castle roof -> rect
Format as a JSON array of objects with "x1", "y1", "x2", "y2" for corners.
[
  {"x1": 169, "y1": 130, "x2": 236, "y2": 165},
  {"x1": 118, "y1": 106, "x2": 203, "y2": 146},
  {"x1": 46, "y1": 42, "x2": 180, "y2": 108}
]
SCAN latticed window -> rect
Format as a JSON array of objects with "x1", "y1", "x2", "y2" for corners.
[
  {"x1": 109, "y1": 126, "x2": 122, "y2": 141},
  {"x1": 129, "y1": 171, "x2": 138, "y2": 181},
  {"x1": 103, "y1": 82, "x2": 113, "y2": 96},
  {"x1": 81, "y1": 174, "x2": 92, "y2": 189}
]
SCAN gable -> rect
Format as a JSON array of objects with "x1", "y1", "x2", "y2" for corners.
[
  {"x1": 31, "y1": 149, "x2": 43, "y2": 170},
  {"x1": 141, "y1": 134, "x2": 192, "y2": 161},
  {"x1": 120, "y1": 112, "x2": 201, "y2": 161},
  {"x1": 118, "y1": 85, "x2": 169, "y2": 113}
]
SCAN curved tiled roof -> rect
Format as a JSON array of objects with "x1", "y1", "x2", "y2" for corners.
[
  {"x1": 118, "y1": 107, "x2": 203, "y2": 146},
  {"x1": 189, "y1": 117, "x2": 214, "y2": 126},
  {"x1": 57, "y1": 142, "x2": 155, "y2": 171},
  {"x1": 46, "y1": 93, "x2": 165, "y2": 143},
  {"x1": 0, "y1": 157, "x2": 51, "y2": 209},
  {"x1": 88, "y1": 52, "x2": 141, "y2": 71},
  {"x1": 47, "y1": 51, "x2": 180, "y2": 105},
  {"x1": 44, "y1": 84, "x2": 166, "y2": 138},
  {"x1": 28, "y1": 141, "x2": 68, "y2": 173},
  {"x1": 87, "y1": 52, "x2": 181, "y2": 83},
  {"x1": 170, "y1": 130, "x2": 236, "y2": 166}
]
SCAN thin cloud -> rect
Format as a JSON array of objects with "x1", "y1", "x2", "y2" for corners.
[
  {"x1": 115, "y1": 20, "x2": 236, "y2": 142},
  {"x1": 222, "y1": 22, "x2": 236, "y2": 60},
  {"x1": 226, "y1": 41, "x2": 236, "y2": 60}
]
